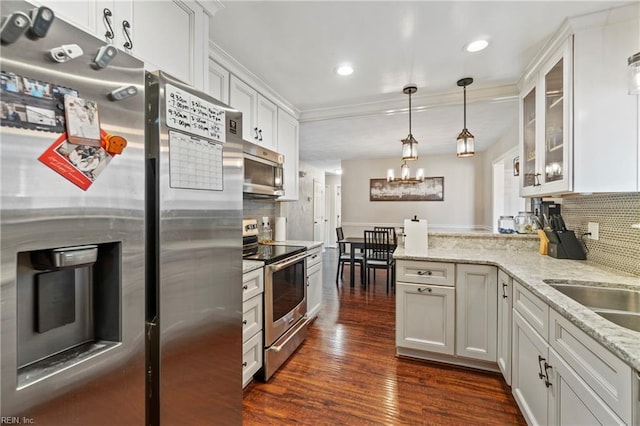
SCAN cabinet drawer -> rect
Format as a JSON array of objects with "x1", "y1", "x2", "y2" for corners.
[
  {"x1": 550, "y1": 310, "x2": 632, "y2": 423},
  {"x1": 396, "y1": 260, "x2": 455, "y2": 286},
  {"x1": 243, "y1": 294, "x2": 263, "y2": 343},
  {"x1": 242, "y1": 267, "x2": 264, "y2": 302},
  {"x1": 513, "y1": 281, "x2": 549, "y2": 340},
  {"x1": 307, "y1": 246, "x2": 322, "y2": 268},
  {"x1": 242, "y1": 331, "x2": 263, "y2": 388}
]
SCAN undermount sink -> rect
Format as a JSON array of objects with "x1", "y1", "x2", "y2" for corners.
[{"x1": 543, "y1": 280, "x2": 640, "y2": 332}]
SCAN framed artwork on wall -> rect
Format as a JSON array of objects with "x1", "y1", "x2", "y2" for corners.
[{"x1": 370, "y1": 177, "x2": 444, "y2": 201}]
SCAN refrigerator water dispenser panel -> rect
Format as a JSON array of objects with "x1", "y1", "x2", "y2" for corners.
[{"x1": 36, "y1": 269, "x2": 76, "y2": 333}]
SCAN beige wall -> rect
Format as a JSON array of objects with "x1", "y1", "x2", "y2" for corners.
[{"x1": 341, "y1": 154, "x2": 486, "y2": 233}]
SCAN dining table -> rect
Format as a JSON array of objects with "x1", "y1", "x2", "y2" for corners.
[{"x1": 337, "y1": 236, "x2": 397, "y2": 287}]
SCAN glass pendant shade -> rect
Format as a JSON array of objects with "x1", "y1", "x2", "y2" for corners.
[
  {"x1": 387, "y1": 168, "x2": 394, "y2": 182},
  {"x1": 456, "y1": 128, "x2": 475, "y2": 157},
  {"x1": 629, "y1": 52, "x2": 640, "y2": 95},
  {"x1": 402, "y1": 135, "x2": 418, "y2": 160}
]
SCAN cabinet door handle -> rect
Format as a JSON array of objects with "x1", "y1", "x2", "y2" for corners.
[
  {"x1": 242, "y1": 361, "x2": 248, "y2": 367},
  {"x1": 122, "y1": 20, "x2": 133, "y2": 50},
  {"x1": 254, "y1": 127, "x2": 259, "y2": 139},
  {"x1": 502, "y1": 282, "x2": 508, "y2": 299},
  {"x1": 417, "y1": 287, "x2": 432, "y2": 293},
  {"x1": 243, "y1": 285, "x2": 248, "y2": 290},
  {"x1": 537, "y1": 355, "x2": 546, "y2": 380},
  {"x1": 258, "y1": 129, "x2": 263, "y2": 141},
  {"x1": 543, "y1": 362, "x2": 552, "y2": 388},
  {"x1": 103, "y1": 8, "x2": 115, "y2": 40},
  {"x1": 417, "y1": 270, "x2": 432, "y2": 276}
]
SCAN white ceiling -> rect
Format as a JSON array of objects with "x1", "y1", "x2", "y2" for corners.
[{"x1": 210, "y1": 1, "x2": 632, "y2": 172}]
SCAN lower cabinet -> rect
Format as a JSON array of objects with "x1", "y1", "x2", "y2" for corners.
[
  {"x1": 306, "y1": 246, "x2": 323, "y2": 319},
  {"x1": 242, "y1": 268, "x2": 264, "y2": 388},
  {"x1": 497, "y1": 270, "x2": 513, "y2": 385},
  {"x1": 396, "y1": 282, "x2": 455, "y2": 355},
  {"x1": 511, "y1": 282, "x2": 632, "y2": 425},
  {"x1": 395, "y1": 261, "x2": 497, "y2": 367}
]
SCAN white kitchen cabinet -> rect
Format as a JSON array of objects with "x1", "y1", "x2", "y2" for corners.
[
  {"x1": 208, "y1": 59, "x2": 229, "y2": 105},
  {"x1": 242, "y1": 267, "x2": 264, "y2": 388},
  {"x1": 306, "y1": 246, "x2": 323, "y2": 319},
  {"x1": 455, "y1": 264, "x2": 497, "y2": 362},
  {"x1": 230, "y1": 75, "x2": 277, "y2": 150},
  {"x1": 519, "y1": 38, "x2": 572, "y2": 197},
  {"x1": 512, "y1": 309, "x2": 550, "y2": 426},
  {"x1": 511, "y1": 281, "x2": 633, "y2": 425},
  {"x1": 396, "y1": 282, "x2": 455, "y2": 356},
  {"x1": 497, "y1": 270, "x2": 513, "y2": 385},
  {"x1": 39, "y1": 0, "x2": 210, "y2": 90},
  {"x1": 277, "y1": 109, "x2": 300, "y2": 201},
  {"x1": 519, "y1": 6, "x2": 639, "y2": 196}
]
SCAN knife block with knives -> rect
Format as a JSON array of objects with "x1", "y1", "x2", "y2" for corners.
[{"x1": 544, "y1": 214, "x2": 586, "y2": 260}]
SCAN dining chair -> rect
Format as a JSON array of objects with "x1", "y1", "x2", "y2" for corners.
[
  {"x1": 373, "y1": 226, "x2": 398, "y2": 247},
  {"x1": 363, "y1": 230, "x2": 395, "y2": 292},
  {"x1": 336, "y1": 227, "x2": 363, "y2": 285}
]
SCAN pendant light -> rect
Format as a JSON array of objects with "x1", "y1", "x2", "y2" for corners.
[
  {"x1": 387, "y1": 84, "x2": 424, "y2": 183},
  {"x1": 456, "y1": 77, "x2": 475, "y2": 157}
]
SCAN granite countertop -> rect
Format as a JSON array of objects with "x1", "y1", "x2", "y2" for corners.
[
  {"x1": 266, "y1": 240, "x2": 323, "y2": 250},
  {"x1": 394, "y1": 246, "x2": 640, "y2": 371},
  {"x1": 242, "y1": 259, "x2": 264, "y2": 274}
]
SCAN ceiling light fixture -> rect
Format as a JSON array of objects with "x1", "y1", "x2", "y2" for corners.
[
  {"x1": 335, "y1": 64, "x2": 354, "y2": 76},
  {"x1": 628, "y1": 52, "x2": 640, "y2": 94},
  {"x1": 464, "y1": 39, "x2": 489, "y2": 53},
  {"x1": 387, "y1": 83, "x2": 424, "y2": 184},
  {"x1": 456, "y1": 77, "x2": 475, "y2": 157}
]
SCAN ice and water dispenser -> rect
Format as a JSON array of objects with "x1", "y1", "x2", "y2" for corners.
[{"x1": 16, "y1": 242, "x2": 121, "y2": 387}]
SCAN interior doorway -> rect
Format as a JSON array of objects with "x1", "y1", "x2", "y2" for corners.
[
  {"x1": 313, "y1": 180, "x2": 325, "y2": 243},
  {"x1": 492, "y1": 147, "x2": 525, "y2": 232}
]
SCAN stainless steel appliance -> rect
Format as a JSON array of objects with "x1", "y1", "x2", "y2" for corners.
[
  {"x1": 0, "y1": 2, "x2": 242, "y2": 423},
  {"x1": 242, "y1": 219, "x2": 309, "y2": 381},
  {"x1": 242, "y1": 141, "x2": 284, "y2": 198}
]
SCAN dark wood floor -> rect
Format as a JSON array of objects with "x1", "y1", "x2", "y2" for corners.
[{"x1": 243, "y1": 249, "x2": 526, "y2": 425}]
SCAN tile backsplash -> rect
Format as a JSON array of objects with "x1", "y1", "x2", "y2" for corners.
[
  {"x1": 561, "y1": 193, "x2": 640, "y2": 276},
  {"x1": 243, "y1": 198, "x2": 279, "y2": 224}
]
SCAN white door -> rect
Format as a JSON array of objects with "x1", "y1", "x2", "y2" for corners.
[
  {"x1": 324, "y1": 184, "x2": 331, "y2": 247},
  {"x1": 335, "y1": 184, "x2": 342, "y2": 228},
  {"x1": 313, "y1": 180, "x2": 325, "y2": 243}
]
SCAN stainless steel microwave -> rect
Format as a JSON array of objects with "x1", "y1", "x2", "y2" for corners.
[{"x1": 243, "y1": 141, "x2": 284, "y2": 198}]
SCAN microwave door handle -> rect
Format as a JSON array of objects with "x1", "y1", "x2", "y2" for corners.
[{"x1": 269, "y1": 252, "x2": 307, "y2": 272}]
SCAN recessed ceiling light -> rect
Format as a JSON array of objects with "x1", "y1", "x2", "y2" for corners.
[
  {"x1": 335, "y1": 64, "x2": 354, "y2": 76},
  {"x1": 464, "y1": 39, "x2": 489, "y2": 53}
]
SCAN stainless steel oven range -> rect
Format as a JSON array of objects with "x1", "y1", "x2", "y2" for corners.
[{"x1": 242, "y1": 219, "x2": 310, "y2": 381}]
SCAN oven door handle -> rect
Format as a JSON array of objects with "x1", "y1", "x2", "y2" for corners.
[
  {"x1": 270, "y1": 316, "x2": 310, "y2": 353},
  {"x1": 267, "y1": 252, "x2": 308, "y2": 272}
]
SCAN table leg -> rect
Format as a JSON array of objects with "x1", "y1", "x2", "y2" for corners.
[{"x1": 350, "y1": 248, "x2": 355, "y2": 287}]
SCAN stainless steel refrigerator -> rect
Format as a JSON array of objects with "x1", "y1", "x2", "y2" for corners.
[{"x1": 0, "y1": 2, "x2": 242, "y2": 424}]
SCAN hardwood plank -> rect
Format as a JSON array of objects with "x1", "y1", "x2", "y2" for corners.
[{"x1": 243, "y1": 250, "x2": 526, "y2": 425}]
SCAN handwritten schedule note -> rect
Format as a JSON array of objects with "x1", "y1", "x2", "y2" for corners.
[
  {"x1": 168, "y1": 131, "x2": 223, "y2": 191},
  {"x1": 165, "y1": 84, "x2": 226, "y2": 142}
]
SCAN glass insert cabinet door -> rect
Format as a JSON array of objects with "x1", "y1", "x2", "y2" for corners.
[
  {"x1": 544, "y1": 59, "x2": 564, "y2": 183},
  {"x1": 522, "y1": 86, "x2": 537, "y2": 188}
]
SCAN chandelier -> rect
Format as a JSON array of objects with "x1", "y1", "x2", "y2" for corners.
[{"x1": 387, "y1": 84, "x2": 424, "y2": 183}]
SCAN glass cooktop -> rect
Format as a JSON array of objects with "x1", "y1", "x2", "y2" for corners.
[{"x1": 243, "y1": 244, "x2": 306, "y2": 264}]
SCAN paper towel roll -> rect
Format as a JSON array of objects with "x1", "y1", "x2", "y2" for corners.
[
  {"x1": 403, "y1": 218, "x2": 428, "y2": 253},
  {"x1": 274, "y1": 217, "x2": 286, "y2": 242}
]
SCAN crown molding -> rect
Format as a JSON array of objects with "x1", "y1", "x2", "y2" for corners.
[
  {"x1": 299, "y1": 84, "x2": 519, "y2": 123},
  {"x1": 196, "y1": 0, "x2": 225, "y2": 18}
]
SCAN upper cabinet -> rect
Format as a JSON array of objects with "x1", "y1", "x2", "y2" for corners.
[
  {"x1": 277, "y1": 110, "x2": 300, "y2": 201},
  {"x1": 208, "y1": 59, "x2": 230, "y2": 105},
  {"x1": 230, "y1": 75, "x2": 277, "y2": 150},
  {"x1": 519, "y1": 4, "x2": 639, "y2": 196},
  {"x1": 36, "y1": 0, "x2": 210, "y2": 90}
]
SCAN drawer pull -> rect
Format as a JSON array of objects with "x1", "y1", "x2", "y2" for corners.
[
  {"x1": 417, "y1": 287, "x2": 432, "y2": 293},
  {"x1": 242, "y1": 320, "x2": 247, "y2": 325},
  {"x1": 243, "y1": 285, "x2": 248, "y2": 290},
  {"x1": 242, "y1": 361, "x2": 248, "y2": 367},
  {"x1": 417, "y1": 270, "x2": 432, "y2": 276},
  {"x1": 502, "y1": 282, "x2": 508, "y2": 299}
]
